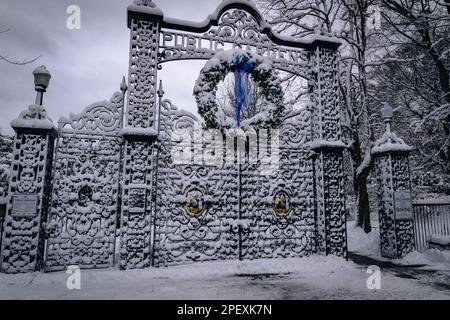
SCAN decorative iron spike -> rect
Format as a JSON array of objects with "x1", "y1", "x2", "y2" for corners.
[
  {"x1": 120, "y1": 76, "x2": 128, "y2": 93},
  {"x1": 157, "y1": 80, "x2": 164, "y2": 98}
]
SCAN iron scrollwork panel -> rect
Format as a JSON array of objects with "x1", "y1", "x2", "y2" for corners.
[
  {"x1": 240, "y1": 148, "x2": 316, "y2": 260},
  {"x1": 45, "y1": 135, "x2": 121, "y2": 271},
  {"x1": 153, "y1": 99, "x2": 240, "y2": 266},
  {"x1": 153, "y1": 163, "x2": 240, "y2": 266},
  {"x1": 158, "y1": 8, "x2": 310, "y2": 78},
  {"x1": 45, "y1": 91, "x2": 124, "y2": 271}
]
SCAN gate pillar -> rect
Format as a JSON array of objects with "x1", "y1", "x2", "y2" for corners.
[
  {"x1": 0, "y1": 66, "x2": 56, "y2": 273},
  {"x1": 309, "y1": 45, "x2": 347, "y2": 257},
  {"x1": 119, "y1": 0, "x2": 162, "y2": 269},
  {"x1": 372, "y1": 104, "x2": 414, "y2": 259}
]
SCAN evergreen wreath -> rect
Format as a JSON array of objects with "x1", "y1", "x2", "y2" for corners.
[{"x1": 193, "y1": 49, "x2": 285, "y2": 129}]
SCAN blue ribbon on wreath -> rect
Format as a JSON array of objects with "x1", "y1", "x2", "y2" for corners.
[{"x1": 233, "y1": 55, "x2": 255, "y2": 127}]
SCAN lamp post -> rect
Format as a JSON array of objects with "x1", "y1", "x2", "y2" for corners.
[
  {"x1": 33, "y1": 65, "x2": 51, "y2": 106},
  {"x1": 1, "y1": 65, "x2": 54, "y2": 273}
]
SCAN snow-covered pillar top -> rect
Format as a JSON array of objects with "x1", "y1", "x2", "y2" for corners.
[
  {"x1": 372, "y1": 103, "x2": 415, "y2": 259},
  {"x1": 127, "y1": 0, "x2": 164, "y2": 25},
  {"x1": 372, "y1": 103, "x2": 413, "y2": 156},
  {"x1": 10, "y1": 65, "x2": 56, "y2": 135},
  {"x1": 122, "y1": 0, "x2": 163, "y2": 140},
  {"x1": 11, "y1": 104, "x2": 56, "y2": 134}
]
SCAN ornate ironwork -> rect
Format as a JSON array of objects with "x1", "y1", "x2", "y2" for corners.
[
  {"x1": 44, "y1": 92, "x2": 124, "y2": 271},
  {"x1": 375, "y1": 154, "x2": 415, "y2": 258},
  {"x1": 1, "y1": 1, "x2": 350, "y2": 274},
  {"x1": 158, "y1": 7, "x2": 310, "y2": 77},
  {"x1": 0, "y1": 132, "x2": 55, "y2": 273},
  {"x1": 58, "y1": 92, "x2": 124, "y2": 134},
  {"x1": 149, "y1": 99, "x2": 318, "y2": 266},
  {"x1": 127, "y1": 19, "x2": 160, "y2": 129}
]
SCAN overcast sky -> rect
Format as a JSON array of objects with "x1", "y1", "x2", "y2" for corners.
[{"x1": 0, "y1": 0, "x2": 223, "y2": 135}]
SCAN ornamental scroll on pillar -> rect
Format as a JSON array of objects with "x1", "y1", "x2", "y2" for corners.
[
  {"x1": 0, "y1": 66, "x2": 56, "y2": 273},
  {"x1": 119, "y1": 0, "x2": 163, "y2": 269},
  {"x1": 372, "y1": 103, "x2": 414, "y2": 259},
  {"x1": 308, "y1": 45, "x2": 347, "y2": 258}
]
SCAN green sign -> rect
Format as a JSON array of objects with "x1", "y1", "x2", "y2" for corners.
[{"x1": 394, "y1": 191, "x2": 413, "y2": 220}]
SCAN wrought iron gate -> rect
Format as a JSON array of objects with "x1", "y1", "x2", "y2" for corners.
[
  {"x1": 240, "y1": 113, "x2": 316, "y2": 259},
  {"x1": 151, "y1": 99, "x2": 316, "y2": 266},
  {"x1": 116, "y1": 0, "x2": 348, "y2": 269},
  {"x1": 152, "y1": 99, "x2": 240, "y2": 265},
  {"x1": 44, "y1": 91, "x2": 124, "y2": 271}
]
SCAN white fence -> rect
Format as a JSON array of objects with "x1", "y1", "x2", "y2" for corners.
[{"x1": 413, "y1": 198, "x2": 450, "y2": 251}]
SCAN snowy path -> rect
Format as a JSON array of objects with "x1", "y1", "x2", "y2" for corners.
[
  {"x1": 1, "y1": 256, "x2": 449, "y2": 300},
  {"x1": 348, "y1": 252, "x2": 450, "y2": 292}
]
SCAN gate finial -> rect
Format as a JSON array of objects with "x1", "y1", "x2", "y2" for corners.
[
  {"x1": 120, "y1": 76, "x2": 128, "y2": 94},
  {"x1": 157, "y1": 80, "x2": 164, "y2": 98},
  {"x1": 372, "y1": 103, "x2": 412, "y2": 155},
  {"x1": 133, "y1": 0, "x2": 156, "y2": 7}
]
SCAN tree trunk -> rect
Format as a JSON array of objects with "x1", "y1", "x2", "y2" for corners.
[
  {"x1": 350, "y1": 132, "x2": 373, "y2": 234},
  {"x1": 356, "y1": 171, "x2": 372, "y2": 233},
  {"x1": 422, "y1": 30, "x2": 450, "y2": 104}
]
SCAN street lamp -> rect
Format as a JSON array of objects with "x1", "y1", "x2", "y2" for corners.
[{"x1": 33, "y1": 65, "x2": 51, "y2": 106}]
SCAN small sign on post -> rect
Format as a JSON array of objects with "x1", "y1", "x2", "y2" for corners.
[
  {"x1": 11, "y1": 194, "x2": 39, "y2": 217},
  {"x1": 394, "y1": 191, "x2": 413, "y2": 220}
]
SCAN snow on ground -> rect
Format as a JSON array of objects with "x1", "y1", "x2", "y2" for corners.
[
  {"x1": 1, "y1": 221, "x2": 449, "y2": 300},
  {"x1": 1, "y1": 256, "x2": 449, "y2": 300},
  {"x1": 347, "y1": 221, "x2": 450, "y2": 271},
  {"x1": 347, "y1": 221, "x2": 381, "y2": 257},
  {"x1": 400, "y1": 249, "x2": 450, "y2": 271}
]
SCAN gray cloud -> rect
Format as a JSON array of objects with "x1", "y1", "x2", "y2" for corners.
[{"x1": 0, "y1": 0, "x2": 221, "y2": 135}]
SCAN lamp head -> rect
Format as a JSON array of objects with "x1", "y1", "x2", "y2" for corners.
[{"x1": 33, "y1": 65, "x2": 51, "y2": 91}]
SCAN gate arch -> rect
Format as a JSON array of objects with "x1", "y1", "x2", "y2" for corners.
[{"x1": 120, "y1": 0, "x2": 347, "y2": 268}]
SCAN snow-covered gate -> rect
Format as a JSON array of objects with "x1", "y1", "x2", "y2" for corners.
[
  {"x1": 0, "y1": 0, "x2": 349, "y2": 273},
  {"x1": 117, "y1": 0, "x2": 348, "y2": 269},
  {"x1": 150, "y1": 100, "x2": 317, "y2": 266},
  {"x1": 44, "y1": 91, "x2": 126, "y2": 271}
]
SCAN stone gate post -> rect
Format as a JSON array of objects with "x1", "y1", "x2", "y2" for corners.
[
  {"x1": 119, "y1": 0, "x2": 163, "y2": 269},
  {"x1": 0, "y1": 66, "x2": 56, "y2": 273},
  {"x1": 372, "y1": 103, "x2": 414, "y2": 259},
  {"x1": 309, "y1": 44, "x2": 348, "y2": 257}
]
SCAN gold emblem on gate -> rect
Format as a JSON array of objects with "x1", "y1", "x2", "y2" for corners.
[
  {"x1": 184, "y1": 190, "x2": 206, "y2": 217},
  {"x1": 273, "y1": 191, "x2": 290, "y2": 217}
]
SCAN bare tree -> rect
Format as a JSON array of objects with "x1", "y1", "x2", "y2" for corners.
[
  {"x1": 372, "y1": 0, "x2": 450, "y2": 192},
  {"x1": 379, "y1": 0, "x2": 450, "y2": 105},
  {"x1": 339, "y1": 0, "x2": 380, "y2": 233},
  {"x1": 258, "y1": 0, "x2": 378, "y2": 232},
  {"x1": 0, "y1": 29, "x2": 40, "y2": 65}
]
